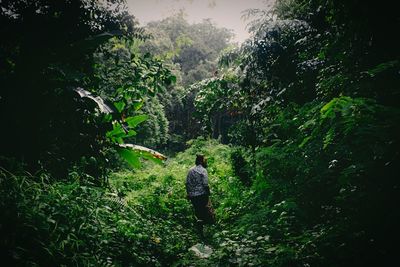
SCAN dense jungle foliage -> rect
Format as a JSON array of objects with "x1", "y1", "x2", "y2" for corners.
[{"x1": 1, "y1": 0, "x2": 399, "y2": 266}]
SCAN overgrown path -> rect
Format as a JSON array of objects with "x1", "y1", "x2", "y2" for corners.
[
  {"x1": 1, "y1": 139, "x2": 269, "y2": 266},
  {"x1": 4, "y1": 134, "x2": 398, "y2": 266},
  {"x1": 109, "y1": 139, "x2": 267, "y2": 266},
  {"x1": 110, "y1": 138, "x2": 304, "y2": 266}
]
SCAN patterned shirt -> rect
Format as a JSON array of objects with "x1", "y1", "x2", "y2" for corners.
[{"x1": 185, "y1": 165, "x2": 209, "y2": 197}]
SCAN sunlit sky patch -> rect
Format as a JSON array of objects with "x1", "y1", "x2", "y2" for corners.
[{"x1": 126, "y1": 0, "x2": 275, "y2": 43}]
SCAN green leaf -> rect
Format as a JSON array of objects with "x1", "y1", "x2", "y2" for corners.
[
  {"x1": 116, "y1": 148, "x2": 141, "y2": 168},
  {"x1": 165, "y1": 75, "x2": 177, "y2": 85},
  {"x1": 125, "y1": 115, "x2": 148, "y2": 128},
  {"x1": 114, "y1": 101, "x2": 126, "y2": 113},
  {"x1": 363, "y1": 60, "x2": 398, "y2": 77},
  {"x1": 106, "y1": 124, "x2": 125, "y2": 138},
  {"x1": 138, "y1": 150, "x2": 163, "y2": 165},
  {"x1": 123, "y1": 130, "x2": 137, "y2": 138},
  {"x1": 102, "y1": 113, "x2": 113, "y2": 123},
  {"x1": 170, "y1": 75, "x2": 177, "y2": 83},
  {"x1": 132, "y1": 101, "x2": 144, "y2": 111},
  {"x1": 323, "y1": 128, "x2": 335, "y2": 149},
  {"x1": 118, "y1": 144, "x2": 167, "y2": 165},
  {"x1": 320, "y1": 99, "x2": 336, "y2": 119},
  {"x1": 299, "y1": 136, "x2": 312, "y2": 148},
  {"x1": 115, "y1": 137, "x2": 124, "y2": 144}
]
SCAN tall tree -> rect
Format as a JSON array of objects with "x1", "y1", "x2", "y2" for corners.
[{"x1": 137, "y1": 13, "x2": 234, "y2": 148}]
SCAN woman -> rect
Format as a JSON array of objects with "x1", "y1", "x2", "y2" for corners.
[{"x1": 185, "y1": 154, "x2": 215, "y2": 237}]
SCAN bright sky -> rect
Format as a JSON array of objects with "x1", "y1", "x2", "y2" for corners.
[{"x1": 126, "y1": 0, "x2": 275, "y2": 43}]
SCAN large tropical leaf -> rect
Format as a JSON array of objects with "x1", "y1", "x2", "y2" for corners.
[
  {"x1": 73, "y1": 87, "x2": 115, "y2": 114},
  {"x1": 118, "y1": 143, "x2": 167, "y2": 166},
  {"x1": 124, "y1": 115, "x2": 148, "y2": 128},
  {"x1": 116, "y1": 147, "x2": 141, "y2": 168}
]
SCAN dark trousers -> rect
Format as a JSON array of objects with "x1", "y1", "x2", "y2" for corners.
[{"x1": 190, "y1": 194, "x2": 215, "y2": 224}]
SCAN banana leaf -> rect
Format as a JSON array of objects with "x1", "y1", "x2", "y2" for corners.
[{"x1": 118, "y1": 143, "x2": 167, "y2": 166}]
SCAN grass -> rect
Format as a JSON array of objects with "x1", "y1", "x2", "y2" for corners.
[
  {"x1": 107, "y1": 138, "x2": 289, "y2": 266},
  {"x1": 108, "y1": 138, "x2": 240, "y2": 265}
]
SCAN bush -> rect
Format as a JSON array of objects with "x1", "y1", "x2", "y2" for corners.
[
  {"x1": 230, "y1": 148, "x2": 252, "y2": 186},
  {"x1": 0, "y1": 169, "x2": 169, "y2": 266}
]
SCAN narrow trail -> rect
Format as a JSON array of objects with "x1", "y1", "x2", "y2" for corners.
[
  {"x1": 106, "y1": 139, "x2": 290, "y2": 266},
  {"x1": 107, "y1": 139, "x2": 255, "y2": 265}
]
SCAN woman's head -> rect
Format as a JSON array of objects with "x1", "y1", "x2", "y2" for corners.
[{"x1": 195, "y1": 154, "x2": 207, "y2": 168}]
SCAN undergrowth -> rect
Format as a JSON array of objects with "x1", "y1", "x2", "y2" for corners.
[{"x1": 2, "y1": 124, "x2": 399, "y2": 266}]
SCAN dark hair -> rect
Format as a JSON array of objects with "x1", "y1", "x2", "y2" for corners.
[{"x1": 195, "y1": 154, "x2": 205, "y2": 166}]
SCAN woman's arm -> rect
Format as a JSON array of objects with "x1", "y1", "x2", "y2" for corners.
[{"x1": 203, "y1": 169, "x2": 210, "y2": 195}]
